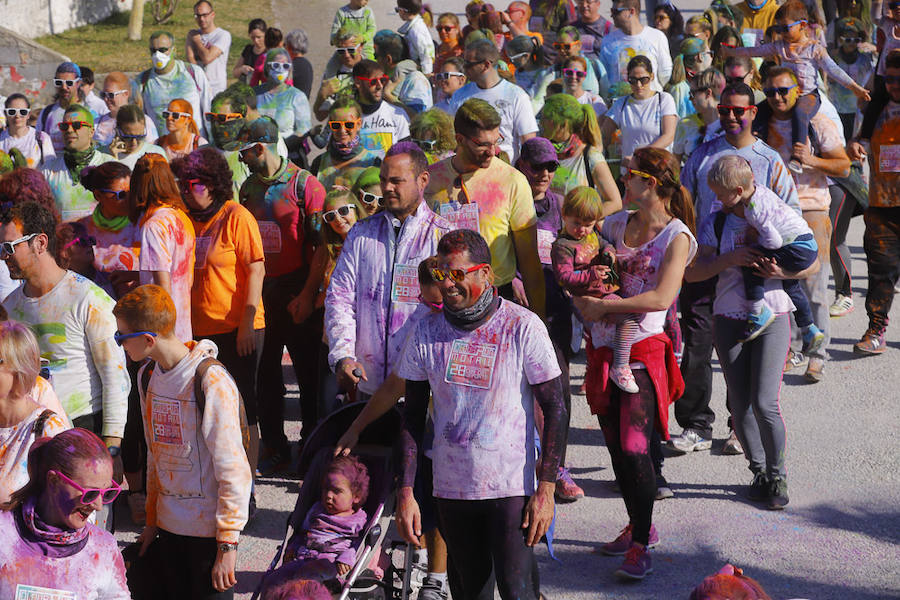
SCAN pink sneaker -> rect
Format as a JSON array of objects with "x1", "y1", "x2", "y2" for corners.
[
  {"x1": 597, "y1": 524, "x2": 659, "y2": 556},
  {"x1": 614, "y1": 545, "x2": 653, "y2": 580},
  {"x1": 609, "y1": 365, "x2": 639, "y2": 394},
  {"x1": 555, "y1": 466, "x2": 585, "y2": 502}
]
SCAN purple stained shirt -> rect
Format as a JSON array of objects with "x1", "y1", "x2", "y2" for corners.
[{"x1": 397, "y1": 300, "x2": 561, "y2": 500}]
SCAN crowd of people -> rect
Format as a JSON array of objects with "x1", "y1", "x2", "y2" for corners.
[{"x1": 0, "y1": 0, "x2": 894, "y2": 597}]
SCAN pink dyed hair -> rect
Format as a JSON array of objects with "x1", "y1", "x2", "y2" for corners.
[
  {"x1": 324, "y1": 455, "x2": 369, "y2": 510},
  {"x1": 262, "y1": 578, "x2": 331, "y2": 600}
]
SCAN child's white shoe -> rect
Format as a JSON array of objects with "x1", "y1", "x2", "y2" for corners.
[{"x1": 609, "y1": 365, "x2": 639, "y2": 394}]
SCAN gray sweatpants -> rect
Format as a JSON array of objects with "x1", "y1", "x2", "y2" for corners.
[{"x1": 713, "y1": 314, "x2": 789, "y2": 479}]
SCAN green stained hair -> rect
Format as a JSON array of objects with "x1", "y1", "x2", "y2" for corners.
[
  {"x1": 540, "y1": 93, "x2": 602, "y2": 148},
  {"x1": 352, "y1": 166, "x2": 381, "y2": 194},
  {"x1": 562, "y1": 186, "x2": 603, "y2": 221},
  {"x1": 64, "y1": 104, "x2": 94, "y2": 126},
  {"x1": 410, "y1": 108, "x2": 456, "y2": 154}
]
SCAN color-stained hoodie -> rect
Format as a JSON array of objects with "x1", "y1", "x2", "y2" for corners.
[
  {"x1": 138, "y1": 339, "x2": 251, "y2": 543},
  {"x1": 325, "y1": 201, "x2": 451, "y2": 395}
]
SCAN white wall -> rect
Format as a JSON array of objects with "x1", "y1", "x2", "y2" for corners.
[{"x1": 2, "y1": 0, "x2": 134, "y2": 38}]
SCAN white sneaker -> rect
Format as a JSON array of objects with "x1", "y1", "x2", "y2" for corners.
[
  {"x1": 609, "y1": 365, "x2": 639, "y2": 394},
  {"x1": 829, "y1": 294, "x2": 854, "y2": 317}
]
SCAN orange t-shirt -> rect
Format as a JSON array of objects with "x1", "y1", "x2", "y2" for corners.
[{"x1": 190, "y1": 201, "x2": 266, "y2": 335}]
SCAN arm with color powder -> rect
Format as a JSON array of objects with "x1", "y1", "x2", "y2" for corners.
[
  {"x1": 550, "y1": 238, "x2": 604, "y2": 294},
  {"x1": 396, "y1": 379, "x2": 430, "y2": 547},
  {"x1": 813, "y1": 43, "x2": 869, "y2": 98},
  {"x1": 83, "y1": 292, "x2": 130, "y2": 439},
  {"x1": 723, "y1": 42, "x2": 778, "y2": 60}
]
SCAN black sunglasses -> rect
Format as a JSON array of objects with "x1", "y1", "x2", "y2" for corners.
[
  {"x1": 762, "y1": 85, "x2": 796, "y2": 98},
  {"x1": 528, "y1": 161, "x2": 558, "y2": 173},
  {"x1": 717, "y1": 104, "x2": 749, "y2": 117},
  {"x1": 149, "y1": 46, "x2": 171, "y2": 54},
  {"x1": 116, "y1": 129, "x2": 146, "y2": 141}
]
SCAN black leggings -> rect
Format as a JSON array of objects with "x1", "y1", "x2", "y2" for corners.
[
  {"x1": 436, "y1": 496, "x2": 539, "y2": 600},
  {"x1": 201, "y1": 328, "x2": 265, "y2": 426},
  {"x1": 600, "y1": 369, "x2": 656, "y2": 546},
  {"x1": 156, "y1": 529, "x2": 232, "y2": 599},
  {"x1": 829, "y1": 184, "x2": 860, "y2": 298}
]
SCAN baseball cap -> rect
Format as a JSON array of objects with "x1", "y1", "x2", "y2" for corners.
[{"x1": 238, "y1": 117, "x2": 279, "y2": 151}]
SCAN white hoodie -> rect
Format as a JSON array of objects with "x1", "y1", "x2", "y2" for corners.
[{"x1": 139, "y1": 339, "x2": 250, "y2": 543}]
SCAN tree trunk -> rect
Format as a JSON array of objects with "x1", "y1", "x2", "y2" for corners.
[{"x1": 128, "y1": 0, "x2": 145, "y2": 41}]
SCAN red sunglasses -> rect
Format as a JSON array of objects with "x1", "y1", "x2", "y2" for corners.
[{"x1": 355, "y1": 74, "x2": 390, "y2": 86}]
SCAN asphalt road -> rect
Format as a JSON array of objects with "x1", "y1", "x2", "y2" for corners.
[{"x1": 112, "y1": 1, "x2": 900, "y2": 598}]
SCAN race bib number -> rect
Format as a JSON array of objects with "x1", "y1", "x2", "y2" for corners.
[
  {"x1": 620, "y1": 271, "x2": 644, "y2": 297},
  {"x1": 444, "y1": 340, "x2": 499, "y2": 390},
  {"x1": 391, "y1": 264, "x2": 420, "y2": 304},
  {"x1": 151, "y1": 398, "x2": 184, "y2": 445},
  {"x1": 15, "y1": 585, "x2": 76, "y2": 600},
  {"x1": 258, "y1": 221, "x2": 282, "y2": 253},
  {"x1": 879, "y1": 145, "x2": 900, "y2": 173},
  {"x1": 537, "y1": 229, "x2": 555, "y2": 265},
  {"x1": 195, "y1": 236, "x2": 212, "y2": 269},
  {"x1": 440, "y1": 202, "x2": 480, "y2": 232}
]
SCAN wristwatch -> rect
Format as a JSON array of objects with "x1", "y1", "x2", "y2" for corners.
[
  {"x1": 218, "y1": 542, "x2": 238, "y2": 553},
  {"x1": 107, "y1": 446, "x2": 121, "y2": 458}
]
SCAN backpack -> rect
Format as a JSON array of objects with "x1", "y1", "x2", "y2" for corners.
[{"x1": 138, "y1": 357, "x2": 251, "y2": 458}]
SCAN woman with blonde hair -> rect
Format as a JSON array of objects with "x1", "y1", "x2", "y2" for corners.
[
  {"x1": 156, "y1": 98, "x2": 207, "y2": 161},
  {"x1": 0, "y1": 321, "x2": 70, "y2": 504},
  {"x1": 128, "y1": 153, "x2": 196, "y2": 342}
]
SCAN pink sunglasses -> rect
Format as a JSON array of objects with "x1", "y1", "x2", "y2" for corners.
[{"x1": 50, "y1": 469, "x2": 122, "y2": 504}]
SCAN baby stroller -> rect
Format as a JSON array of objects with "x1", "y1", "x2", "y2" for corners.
[{"x1": 252, "y1": 402, "x2": 416, "y2": 600}]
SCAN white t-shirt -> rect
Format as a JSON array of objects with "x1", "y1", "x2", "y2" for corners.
[
  {"x1": 0, "y1": 262, "x2": 19, "y2": 301},
  {"x1": 606, "y1": 92, "x2": 678, "y2": 159},
  {"x1": 448, "y1": 79, "x2": 539, "y2": 162},
  {"x1": 192, "y1": 27, "x2": 232, "y2": 96},
  {"x1": 0, "y1": 405, "x2": 69, "y2": 504},
  {"x1": 397, "y1": 300, "x2": 561, "y2": 500},
  {"x1": 744, "y1": 185, "x2": 813, "y2": 250},
  {"x1": 598, "y1": 27, "x2": 673, "y2": 90},
  {"x1": 576, "y1": 90, "x2": 607, "y2": 116},
  {"x1": 699, "y1": 211, "x2": 795, "y2": 319},
  {"x1": 84, "y1": 91, "x2": 110, "y2": 120},
  {"x1": 359, "y1": 101, "x2": 411, "y2": 158},
  {"x1": 1, "y1": 271, "x2": 130, "y2": 437},
  {"x1": 0, "y1": 127, "x2": 55, "y2": 168},
  {"x1": 112, "y1": 142, "x2": 169, "y2": 170},
  {"x1": 35, "y1": 103, "x2": 66, "y2": 153}
]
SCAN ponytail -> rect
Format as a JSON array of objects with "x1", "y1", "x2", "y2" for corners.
[
  {"x1": 579, "y1": 103, "x2": 604, "y2": 149},
  {"x1": 631, "y1": 146, "x2": 696, "y2": 236},
  {"x1": 667, "y1": 54, "x2": 686, "y2": 90}
]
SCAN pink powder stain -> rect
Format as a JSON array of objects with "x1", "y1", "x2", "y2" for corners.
[{"x1": 622, "y1": 428, "x2": 648, "y2": 454}]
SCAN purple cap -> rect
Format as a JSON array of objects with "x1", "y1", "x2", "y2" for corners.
[{"x1": 519, "y1": 137, "x2": 558, "y2": 166}]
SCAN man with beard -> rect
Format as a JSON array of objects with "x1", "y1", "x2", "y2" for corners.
[
  {"x1": 40, "y1": 105, "x2": 113, "y2": 223},
  {"x1": 352, "y1": 59, "x2": 411, "y2": 159},
  {"x1": 671, "y1": 82, "x2": 799, "y2": 456},
  {"x1": 238, "y1": 117, "x2": 326, "y2": 474},
  {"x1": 325, "y1": 142, "x2": 450, "y2": 400},
  {"x1": 424, "y1": 99, "x2": 546, "y2": 318}
]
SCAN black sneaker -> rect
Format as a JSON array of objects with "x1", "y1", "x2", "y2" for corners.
[
  {"x1": 767, "y1": 477, "x2": 789, "y2": 510},
  {"x1": 747, "y1": 472, "x2": 769, "y2": 502},
  {"x1": 248, "y1": 492, "x2": 258, "y2": 521}
]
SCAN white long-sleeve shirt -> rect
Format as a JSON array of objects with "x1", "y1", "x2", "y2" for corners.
[
  {"x1": 325, "y1": 202, "x2": 451, "y2": 395},
  {"x1": 398, "y1": 15, "x2": 435, "y2": 75},
  {"x1": 2, "y1": 271, "x2": 130, "y2": 438},
  {"x1": 139, "y1": 339, "x2": 251, "y2": 543},
  {"x1": 744, "y1": 184, "x2": 813, "y2": 250}
]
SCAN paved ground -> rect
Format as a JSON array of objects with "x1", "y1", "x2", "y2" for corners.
[{"x1": 113, "y1": 1, "x2": 900, "y2": 598}]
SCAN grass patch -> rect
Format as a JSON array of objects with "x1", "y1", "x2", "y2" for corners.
[{"x1": 35, "y1": 0, "x2": 273, "y2": 75}]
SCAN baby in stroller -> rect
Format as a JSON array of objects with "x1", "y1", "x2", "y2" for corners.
[{"x1": 282, "y1": 455, "x2": 371, "y2": 579}]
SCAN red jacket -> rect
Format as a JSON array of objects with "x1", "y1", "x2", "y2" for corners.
[{"x1": 585, "y1": 333, "x2": 684, "y2": 440}]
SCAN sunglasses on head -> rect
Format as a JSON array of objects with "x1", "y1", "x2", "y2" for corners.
[
  {"x1": 63, "y1": 236, "x2": 97, "y2": 251},
  {"x1": 717, "y1": 104, "x2": 749, "y2": 117},
  {"x1": 562, "y1": 68, "x2": 587, "y2": 79},
  {"x1": 58, "y1": 121, "x2": 90, "y2": 132},
  {"x1": 205, "y1": 112, "x2": 243, "y2": 123},
  {"x1": 267, "y1": 62, "x2": 291, "y2": 73},
  {"x1": 762, "y1": 84, "x2": 797, "y2": 98},
  {"x1": 99, "y1": 189, "x2": 128, "y2": 200},
  {"x1": 329, "y1": 119, "x2": 360, "y2": 131},
  {"x1": 114, "y1": 330, "x2": 158, "y2": 346},
  {"x1": 0, "y1": 233, "x2": 38, "y2": 259},
  {"x1": 430, "y1": 263, "x2": 488, "y2": 283},
  {"x1": 627, "y1": 75, "x2": 652, "y2": 86},
  {"x1": 359, "y1": 191, "x2": 384, "y2": 206},
  {"x1": 435, "y1": 71, "x2": 464, "y2": 81},
  {"x1": 116, "y1": 128, "x2": 146, "y2": 141},
  {"x1": 336, "y1": 47, "x2": 359, "y2": 56},
  {"x1": 149, "y1": 46, "x2": 171, "y2": 54},
  {"x1": 162, "y1": 110, "x2": 190, "y2": 120},
  {"x1": 553, "y1": 42, "x2": 577, "y2": 50},
  {"x1": 53, "y1": 78, "x2": 80, "y2": 88},
  {"x1": 100, "y1": 90, "x2": 127, "y2": 101},
  {"x1": 355, "y1": 74, "x2": 390, "y2": 86},
  {"x1": 413, "y1": 138, "x2": 437, "y2": 151},
  {"x1": 4, "y1": 108, "x2": 29, "y2": 117},
  {"x1": 323, "y1": 204, "x2": 357, "y2": 222},
  {"x1": 50, "y1": 470, "x2": 122, "y2": 505},
  {"x1": 772, "y1": 19, "x2": 806, "y2": 34}
]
